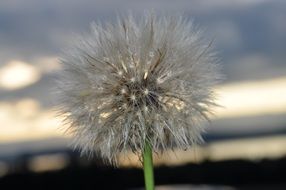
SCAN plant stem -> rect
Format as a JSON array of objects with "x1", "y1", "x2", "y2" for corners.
[{"x1": 143, "y1": 141, "x2": 155, "y2": 190}]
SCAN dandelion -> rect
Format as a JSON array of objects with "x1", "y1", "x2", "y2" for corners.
[{"x1": 57, "y1": 12, "x2": 221, "y2": 190}]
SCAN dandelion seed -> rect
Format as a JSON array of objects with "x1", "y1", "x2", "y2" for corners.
[
  {"x1": 130, "y1": 94, "x2": 136, "y2": 101},
  {"x1": 121, "y1": 88, "x2": 127, "y2": 94},
  {"x1": 130, "y1": 77, "x2": 136, "y2": 83},
  {"x1": 143, "y1": 88, "x2": 149, "y2": 96},
  {"x1": 103, "y1": 57, "x2": 109, "y2": 62},
  {"x1": 144, "y1": 71, "x2": 148, "y2": 80},
  {"x1": 118, "y1": 70, "x2": 123, "y2": 76},
  {"x1": 57, "y1": 13, "x2": 221, "y2": 165},
  {"x1": 144, "y1": 106, "x2": 148, "y2": 112}
]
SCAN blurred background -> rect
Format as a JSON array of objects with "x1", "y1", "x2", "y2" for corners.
[{"x1": 0, "y1": 0, "x2": 286, "y2": 189}]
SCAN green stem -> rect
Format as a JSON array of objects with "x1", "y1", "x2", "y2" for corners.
[{"x1": 143, "y1": 141, "x2": 155, "y2": 190}]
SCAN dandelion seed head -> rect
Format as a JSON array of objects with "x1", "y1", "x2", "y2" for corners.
[
  {"x1": 121, "y1": 88, "x2": 127, "y2": 94},
  {"x1": 57, "y1": 12, "x2": 221, "y2": 164},
  {"x1": 143, "y1": 88, "x2": 149, "y2": 96},
  {"x1": 118, "y1": 70, "x2": 123, "y2": 76},
  {"x1": 149, "y1": 51, "x2": 155, "y2": 58},
  {"x1": 130, "y1": 77, "x2": 136, "y2": 83},
  {"x1": 130, "y1": 94, "x2": 136, "y2": 101}
]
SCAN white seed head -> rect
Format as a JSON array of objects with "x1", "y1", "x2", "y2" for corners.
[
  {"x1": 143, "y1": 106, "x2": 148, "y2": 112},
  {"x1": 143, "y1": 88, "x2": 149, "y2": 95},
  {"x1": 130, "y1": 94, "x2": 136, "y2": 101},
  {"x1": 103, "y1": 57, "x2": 109, "y2": 62},
  {"x1": 149, "y1": 51, "x2": 155, "y2": 58},
  {"x1": 57, "y1": 12, "x2": 221, "y2": 164},
  {"x1": 143, "y1": 71, "x2": 148, "y2": 80},
  {"x1": 118, "y1": 70, "x2": 123, "y2": 76},
  {"x1": 130, "y1": 77, "x2": 136, "y2": 83},
  {"x1": 121, "y1": 88, "x2": 127, "y2": 94}
]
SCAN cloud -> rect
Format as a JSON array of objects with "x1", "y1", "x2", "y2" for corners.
[
  {"x1": 0, "y1": 0, "x2": 285, "y2": 125},
  {"x1": 0, "y1": 99, "x2": 63, "y2": 143},
  {"x1": 0, "y1": 61, "x2": 41, "y2": 90},
  {"x1": 214, "y1": 76, "x2": 286, "y2": 118}
]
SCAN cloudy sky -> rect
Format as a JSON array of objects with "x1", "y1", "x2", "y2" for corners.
[
  {"x1": 0, "y1": 0, "x2": 286, "y2": 152},
  {"x1": 0, "y1": 0, "x2": 286, "y2": 81},
  {"x1": 0, "y1": 0, "x2": 285, "y2": 104}
]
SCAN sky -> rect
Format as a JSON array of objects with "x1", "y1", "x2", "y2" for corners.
[
  {"x1": 0, "y1": 0, "x2": 286, "y2": 160},
  {"x1": 0, "y1": 0, "x2": 286, "y2": 79},
  {"x1": 0, "y1": 0, "x2": 285, "y2": 103}
]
